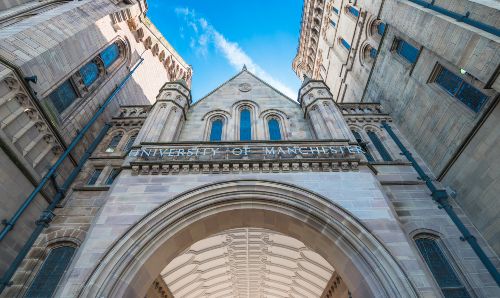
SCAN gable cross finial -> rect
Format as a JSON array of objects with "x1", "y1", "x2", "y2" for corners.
[{"x1": 242, "y1": 64, "x2": 247, "y2": 71}]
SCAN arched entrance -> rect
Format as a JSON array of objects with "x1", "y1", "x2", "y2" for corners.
[{"x1": 78, "y1": 180, "x2": 418, "y2": 297}]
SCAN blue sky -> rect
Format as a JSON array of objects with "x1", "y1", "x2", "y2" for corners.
[{"x1": 147, "y1": 0, "x2": 303, "y2": 101}]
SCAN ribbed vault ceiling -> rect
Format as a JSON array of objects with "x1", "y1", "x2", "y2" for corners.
[{"x1": 161, "y1": 228, "x2": 334, "y2": 298}]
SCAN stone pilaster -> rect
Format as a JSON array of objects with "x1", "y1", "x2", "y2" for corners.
[
  {"x1": 299, "y1": 78, "x2": 355, "y2": 141},
  {"x1": 135, "y1": 80, "x2": 191, "y2": 144}
]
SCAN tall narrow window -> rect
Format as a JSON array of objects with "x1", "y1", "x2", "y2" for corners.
[
  {"x1": 340, "y1": 38, "x2": 351, "y2": 50},
  {"x1": 370, "y1": 48, "x2": 378, "y2": 59},
  {"x1": 48, "y1": 80, "x2": 78, "y2": 113},
  {"x1": 25, "y1": 246, "x2": 76, "y2": 297},
  {"x1": 240, "y1": 109, "x2": 252, "y2": 141},
  {"x1": 367, "y1": 131, "x2": 392, "y2": 161},
  {"x1": 124, "y1": 134, "x2": 137, "y2": 152},
  {"x1": 209, "y1": 119, "x2": 223, "y2": 142},
  {"x1": 79, "y1": 60, "x2": 99, "y2": 87},
  {"x1": 434, "y1": 66, "x2": 488, "y2": 113},
  {"x1": 395, "y1": 39, "x2": 420, "y2": 64},
  {"x1": 105, "y1": 168, "x2": 120, "y2": 185},
  {"x1": 87, "y1": 169, "x2": 102, "y2": 185},
  {"x1": 268, "y1": 119, "x2": 282, "y2": 141},
  {"x1": 347, "y1": 6, "x2": 360, "y2": 17},
  {"x1": 105, "y1": 133, "x2": 123, "y2": 153},
  {"x1": 333, "y1": 7, "x2": 339, "y2": 14},
  {"x1": 415, "y1": 237, "x2": 471, "y2": 297},
  {"x1": 377, "y1": 22, "x2": 386, "y2": 35},
  {"x1": 100, "y1": 43, "x2": 120, "y2": 69},
  {"x1": 330, "y1": 20, "x2": 336, "y2": 28},
  {"x1": 351, "y1": 130, "x2": 374, "y2": 162}
]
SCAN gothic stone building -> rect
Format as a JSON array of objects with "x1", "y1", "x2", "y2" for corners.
[
  {"x1": 2, "y1": 66, "x2": 498, "y2": 297},
  {"x1": 1, "y1": 0, "x2": 500, "y2": 298}
]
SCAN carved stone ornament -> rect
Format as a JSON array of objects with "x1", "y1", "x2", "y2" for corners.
[{"x1": 238, "y1": 83, "x2": 252, "y2": 92}]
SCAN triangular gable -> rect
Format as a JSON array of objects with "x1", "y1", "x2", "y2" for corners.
[{"x1": 192, "y1": 68, "x2": 299, "y2": 106}]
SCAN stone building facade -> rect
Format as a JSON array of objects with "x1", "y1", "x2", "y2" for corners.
[
  {"x1": 2, "y1": 67, "x2": 498, "y2": 297},
  {"x1": 0, "y1": 0, "x2": 190, "y2": 289},
  {"x1": 293, "y1": 0, "x2": 500, "y2": 257}
]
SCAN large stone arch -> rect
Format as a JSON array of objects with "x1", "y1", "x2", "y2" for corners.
[{"x1": 77, "y1": 180, "x2": 418, "y2": 297}]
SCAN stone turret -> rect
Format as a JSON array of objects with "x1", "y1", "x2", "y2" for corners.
[
  {"x1": 299, "y1": 78, "x2": 354, "y2": 141},
  {"x1": 135, "y1": 80, "x2": 191, "y2": 143}
]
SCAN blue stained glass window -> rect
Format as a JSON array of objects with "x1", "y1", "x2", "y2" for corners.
[
  {"x1": 240, "y1": 109, "x2": 252, "y2": 141},
  {"x1": 330, "y1": 20, "x2": 336, "y2": 28},
  {"x1": 105, "y1": 133, "x2": 122, "y2": 153},
  {"x1": 341, "y1": 38, "x2": 351, "y2": 50},
  {"x1": 48, "y1": 80, "x2": 78, "y2": 113},
  {"x1": 415, "y1": 238, "x2": 471, "y2": 298},
  {"x1": 100, "y1": 43, "x2": 120, "y2": 69},
  {"x1": 435, "y1": 67, "x2": 488, "y2": 113},
  {"x1": 377, "y1": 22, "x2": 386, "y2": 35},
  {"x1": 351, "y1": 130, "x2": 374, "y2": 162},
  {"x1": 105, "y1": 168, "x2": 120, "y2": 185},
  {"x1": 87, "y1": 169, "x2": 102, "y2": 185},
  {"x1": 26, "y1": 246, "x2": 76, "y2": 298},
  {"x1": 396, "y1": 39, "x2": 420, "y2": 64},
  {"x1": 370, "y1": 48, "x2": 378, "y2": 58},
  {"x1": 210, "y1": 119, "x2": 223, "y2": 141},
  {"x1": 367, "y1": 131, "x2": 392, "y2": 161},
  {"x1": 333, "y1": 7, "x2": 339, "y2": 14},
  {"x1": 348, "y1": 6, "x2": 360, "y2": 17},
  {"x1": 79, "y1": 61, "x2": 99, "y2": 87},
  {"x1": 124, "y1": 135, "x2": 137, "y2": 152},
  {"x1": 268, "y1": 119, "x2": 282, "y2": 141}
]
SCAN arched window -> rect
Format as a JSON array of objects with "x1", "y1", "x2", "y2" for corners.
[
  {"x1": 100, "y1": 43, "x2": 120, "y2": 69},
  {"x1": 79, "y1": 60, "x2": 100, "y2": 87},
  {"x1": 105, "y1": 133, "x2": 123, "y2": 153},
  {"x1": 268, "y1": 118, "x2": 282, "y2": 141},
  {"x1": 25, "y1": 246, "x2": 76, "y2": 297},
  {"x1": 240, "y1": 109, "x2": 252, "y2": 141},
  {"x1": 48, "y1": 80, "x2": 78, "y2": 113},
  {"x1": 209, "y1": 119, "x2": 223, "y2": 142},
  {"x1": 366, "y1": 130, "x2": 392, "y2": 161},
  {"x1": 415, "y1": 237, "x2": 471, "y2": 297},
  {"x1": 124, "y1": 134, "x2": 137, "y2": 152},
  {"x1": 351, "y1": 130, "x2": 374, "y2": 162}
]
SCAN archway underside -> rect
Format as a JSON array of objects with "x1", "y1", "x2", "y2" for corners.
[{"x1": 160, "y1": 227, "x2": 336, "y2": 298}]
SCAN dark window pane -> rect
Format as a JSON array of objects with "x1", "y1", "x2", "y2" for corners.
[
  {"x1": 415, "y1": 238, "x2": 470, "y2": 298},
  {"x1": 351, "y1": 130, "x2": 374, "y2": 162},
  {"x1": 210, "y1": 119, "x2": 223, "y2": 141},
  {"x1": 124, "y1": 135, "x2": 137, "y2": 152},
  {"x1": 367, "y1": 131, "x2": 392, "y2": 161},
  {"x1": 268, "y1": 119, "x2": 282, "y2": 141},
  {"x1": 370, "y1": 48, "x2": 377, "y2": 58},
  {"x1": 396, "y1": 40, "x2": 419, "y2": 63},
  {"x1": 240, "y1": 109, "x2": 252, "y2": 141},
  {"x1": 341, "y1": 38, "x2": 351, "y2": 50},
  {"x1": 333, "y1": 7, "x2": 339, "y2": 14},
  {"x1": 48, "y1": 80, "x2": 78, "y2": 113},
  {"x1": 26, "y1": 246, "x2": 75, "y2": 298},
  {"x1": 79, "y1": 61, "x2": 99, "y2": 87},
  {"x1": 106, "y1": 134, "x2": 123, "y2": 152},
  {"x1": 377, "y1": 22, "x2": 386, "y2": 35},
  {"x1": 456, "y1": 81, "x2": 488, "y2": 113},
  {"x1": 87, "y1": 169, "x2": 102, "y2": 185},
  {"x1": 435, "y1": 68, "x2": 463, "y2": 96},
  {"x1": 348, "y1": 6, "x2": 360, "y2": 17},
  {"x1": 100, "y1": 43, "x2": 120, "y2": 69},
  {"x1": 105, "y1": 168, "x2": 120, "y2": 185},
  {"x1": 330, "y1": 20, "x2": 336, "y2": 28}
]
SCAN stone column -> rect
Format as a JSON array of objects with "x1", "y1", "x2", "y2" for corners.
[
  {"x1": 299, "y1": 78, "x2": 355, "y2": 141},
  {"x1": 135, "y1": 80, "x2": 191, "y2": 144}
]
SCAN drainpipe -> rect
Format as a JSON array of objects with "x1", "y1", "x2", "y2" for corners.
[
  {"x1": 381, "y1": 122, "x2": 500, "y2": 287},
  {"x1": 0, "y1": 122, "x2": 111, "y2": 294},
  {"x1": 0, "y1": 57, "x2": 144, "y2": 242}
]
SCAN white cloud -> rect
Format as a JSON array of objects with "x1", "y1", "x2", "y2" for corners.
[{"x1": 175, "y1": 7, "x2": 296, "y2": 99}]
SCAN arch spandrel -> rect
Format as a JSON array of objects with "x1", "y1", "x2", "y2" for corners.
[{"x1": 62, "y1": 180, "x2": 433, "y2": 298}]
